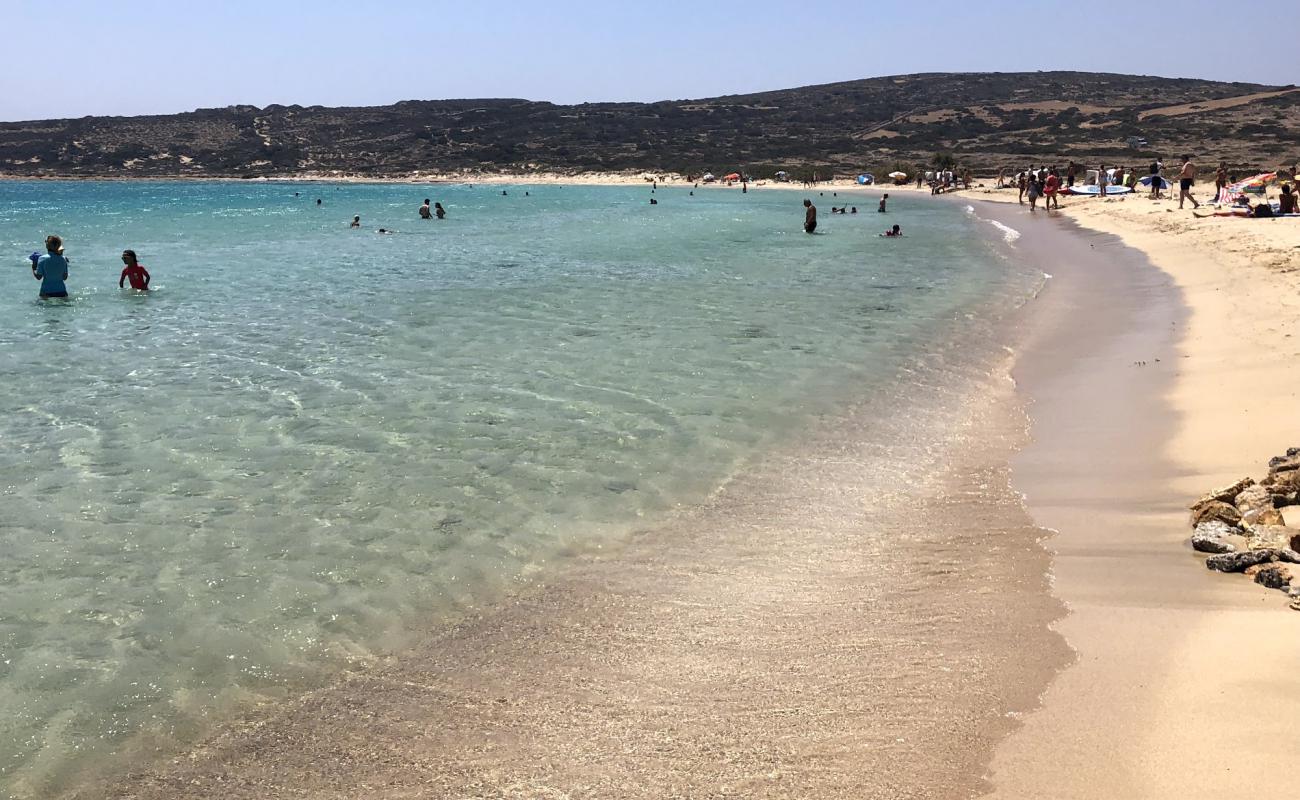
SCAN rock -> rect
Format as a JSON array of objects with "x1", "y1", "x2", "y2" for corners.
[
  {"x1": 1191, "y1": 501, "x2": 1242, "y2": 529},
  {"x1": 1255, "y1": 565, "x2": 1291, "y2": 590},
  {"x1": 1278, "y1": 549, "x2": 1300, "y2": 564},
  {"x1": 1191, "y1": 531, "x2": 1236, "y2": 554},
  {"x1": 1190, "y1": 477, "x2": 1255, "y2": 512},
  {"x1": 1263, "y1": 469, "x2": 1300, "y2": 491},
  {"x1": 1292, "y1": 533, "x2": 1300, "y2": 552},
  {"x1": 1247, "y1": 525, "x2": 1295, "y2": 550},
  {"x1": 1206, "y1": 550, "x2": 1275, "y2": 573},
  {"x1": 1267, "y1": 453, "x2": 1300, "y2": 474},
  {"x1": 1236, "y1": 485, "x2": 1280, "y2": 525},
  {"x1": 1252, "y1": 508, "x2": 1286, "y2": 526}
]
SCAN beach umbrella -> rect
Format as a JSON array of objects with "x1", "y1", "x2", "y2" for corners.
[
  {"x1": 1227, "y1": 172, "x2": 1277, "y2": 195},
  {"x1": 888, "y1": 171, "x2": 907, "y2": 179},
  {"x1": 856, "y1": 173, "x2": 874, "y2": 185},
  {"x1": 1138, "y1": 175, "x2": 1173, "y2": 189},
  {"x1": 723, "y1": 172, "x2": 741, "y2": 181}
]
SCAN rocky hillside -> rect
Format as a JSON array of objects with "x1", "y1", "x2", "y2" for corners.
[{"x1": 2, "y1": 72, "x2": 1297, "y2": 178}]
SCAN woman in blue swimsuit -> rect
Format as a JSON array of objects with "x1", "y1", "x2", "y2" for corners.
[{"x1": 33, "y1": 235, "x2": 69, "y2": 299}]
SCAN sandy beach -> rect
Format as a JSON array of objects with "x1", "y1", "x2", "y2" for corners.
[
  {"x1": 828, "y1": 177, "x2": 1300, "y2": 795},
  {"x1": 24, "y1": 173, "x2": 1300, "y2": 798}
]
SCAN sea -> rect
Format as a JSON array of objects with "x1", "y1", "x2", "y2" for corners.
[{"x1": 0, "y1": 181, "x2": 1046, "y2": 798}]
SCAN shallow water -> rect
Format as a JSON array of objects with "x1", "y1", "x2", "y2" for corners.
[{"x1": 0, "y1": 181, "x2": 1037, "y2": 797}]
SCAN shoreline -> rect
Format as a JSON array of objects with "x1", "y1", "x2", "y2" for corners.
[
  {"x1": 20, "y1": 176, "x2": 1299, "y2": 796},
  {"x1": 966, "y1": 188, "x2": 1300, "y2": 796},
  {"x1": 56, "y1": 186, "x2": 1071, "y2": 799}
]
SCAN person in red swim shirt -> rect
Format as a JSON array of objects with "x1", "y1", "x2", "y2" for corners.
[{"x1": 118, "y1": 249, "x2": 151, "y2": 291}]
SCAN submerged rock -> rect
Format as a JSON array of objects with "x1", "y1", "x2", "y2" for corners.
[
  {"x1": 1206, "y1": 550, "x2": 1275, "y2": 573},
  {"x1": 1191, "y1": 501, "x2": 1243, "y2": 529}
]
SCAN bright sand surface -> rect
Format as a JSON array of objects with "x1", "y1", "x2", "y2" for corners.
[{"x1": 965, "y1": 185, "x2": 1300, "y2": 797}]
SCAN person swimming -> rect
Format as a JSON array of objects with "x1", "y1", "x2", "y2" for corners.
[
  {"x1": 350, "y1": 215, "x2": 361, "y2": 228},
  {"x1": 118, "y1": 249, "x2": 151, "y2": 291},
  {"x1": 33, "y1": 235, "x2": 69, "y2": 298},
  {"x1": 882, "y1": 224, "x2": 902, "y2": 237}
]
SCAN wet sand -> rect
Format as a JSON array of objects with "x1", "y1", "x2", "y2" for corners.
[{"x1": 70, "y1": 220, "x2": 1075, "y2": 798}]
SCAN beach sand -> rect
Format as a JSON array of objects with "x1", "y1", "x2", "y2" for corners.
[{"x1": 966, "y1": 187, "x2": 1300, "y2": 798}]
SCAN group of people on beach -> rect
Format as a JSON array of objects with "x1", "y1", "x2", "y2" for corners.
[
  {"x1": 27, "y1": 235, "x2": 150, "y2": 299},
  {"x1": 1008, "y1": 155, "x2": 1210, "y2": 211}
]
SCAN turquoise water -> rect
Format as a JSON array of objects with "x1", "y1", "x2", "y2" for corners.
[{"x1": 0, "y1": 181, "x2": 1033, "y2": 796}]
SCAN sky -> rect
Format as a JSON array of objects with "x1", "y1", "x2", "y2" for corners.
[{"x1": 4, "y1": 0, "x2": 1298, "y2": 122}]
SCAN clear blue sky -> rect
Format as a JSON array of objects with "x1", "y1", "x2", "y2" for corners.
[{"x1": 4, "y1": 0, "x2": 1297, "y2": 122}]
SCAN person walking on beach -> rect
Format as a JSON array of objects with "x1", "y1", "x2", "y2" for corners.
[
  {"x1": 1017, "y1": 172, "x2": 1027, "y2": 205},
  {"x1": 118, "y1": 250, "x2": 151, "y2": 291},
  {"x1": 1066, "y1": 161, "x2": 1077, "y2": 188},
  {"x1": 419, "y1": 199, "x2": 432, "y2": 219},
  {"x1": 1215, "y1": 161, "x2": 1229, "y2": 204},
  {"x1": 1149, "y1": 158, "x2": 1164, "y2": 199},
  {"x1": 1044, "y1": 169, "x2": 1061, "y2": 209},
  {"x1": 1026, "y1": 172, "x2": 1042, "y2": 210},
  {"x1": 33, "y1": 235, "x2": 69, "y2": 299},
  {"x1": 803, "y1": 199, "x2": 817, "y2": 233},
  {"x1": 1178, "y1": 155, "x2": 1201, "y2": 210}
]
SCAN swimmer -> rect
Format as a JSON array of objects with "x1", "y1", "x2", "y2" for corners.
[
  {"x1": 851, "y1": 207, "x2": 858, "y2": 214},
  {"x1": 803, "y1": 199, "x2": 817, "y2": 233},
  {"x1": 118, "y1": 249, "x2": 151, "y2": 291},
  {"x1": 377, "y1": 228, "x2": 395, "y2": 234},
  {"x1": 435, "y1": 202, "x2": 446, "y2": 219},
  {"x1": 316, "y1": 198, "x2": 322, "y2": 206},
  {"x1": 881, "y1": 224, "x2": 902, "y2": 237},
  {"x1": 650, "y1": 198, "x2": 658, "y2": 205},
  {"x1": 502, "y1": 190, "x2": 508, "y2": 196},
  {"x1": 33, "y1": 235, "x2": 69, "y2": 298},
  {"x1": 350, "y1": 215, "x2": 361, "y2": 228},
  {"x1": 419, "y1": 199, "x2": 432, "y2": 219}
]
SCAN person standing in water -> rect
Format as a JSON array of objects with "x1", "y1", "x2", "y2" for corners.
[
  {"x1": 434, "y1": 202, "x2": 446, "y2": 219},
  {"x1": 118, "y1": 250, "x2": 151, "y2": 291},
  {"x1": 803, "y1": 199, "x2": 817, "y2": 233},
  {"x1": 419, "y1": 199, "x2": 432, "y2": 219},
  {"x1": 878, "y1": 193, "x2": 889, "y2": 213},
  {"x1": 33, "y1": 235, "x2": 69, "y2": 298}
]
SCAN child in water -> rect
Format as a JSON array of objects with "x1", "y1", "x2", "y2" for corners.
[
  {"x1": 882, "y1": 225, "x2": 903, "y2": 237},
  {"x1": 119, "y1": 250, "x2": 150, "y2": 290}
]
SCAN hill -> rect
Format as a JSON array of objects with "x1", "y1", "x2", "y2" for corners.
[{"x1": 1, "y1": 72, "x2": 1297, "y2": 179}]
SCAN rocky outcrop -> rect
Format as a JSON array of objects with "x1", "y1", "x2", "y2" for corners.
[{"x1": 1189, "y1": 448, "x2": 1300, "y2": 609}]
